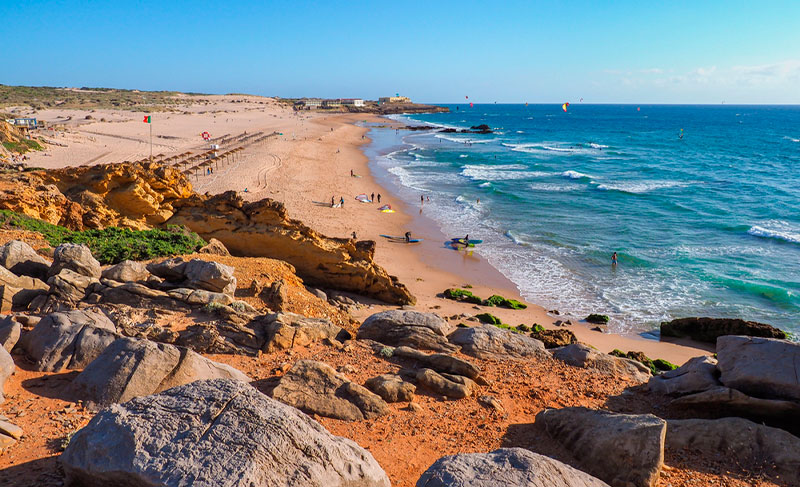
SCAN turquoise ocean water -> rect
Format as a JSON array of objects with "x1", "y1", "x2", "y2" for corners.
[{"x1": 365, "y1": 104, "x2": 800, "y2": 336}]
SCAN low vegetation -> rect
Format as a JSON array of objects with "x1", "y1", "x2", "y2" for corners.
[
  {"x1": 0, "y1": 84, "x2": 206, "y2": 111},
  {"x1": 2, "y1": 138, "x2": 43, "y2": 154},
  {"x1": 0, "y1": 210, "x2": 206, "y2": 264},
  {"x1": 484, "y1": 294, "x2": 527, "y2": 309},
  {"x1": 443, "y1": 288, "x2": 528, "y2": 309},
  {"x1": 610, "y1": 349, "x2": 678, "y2": 375},
  {"x1": 586, "y1": 313, "x2": 610, "y2": 324}
]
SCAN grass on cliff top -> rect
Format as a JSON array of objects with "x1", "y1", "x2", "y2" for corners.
[
  {"x1": 0, "y1": 210, "x2": 206, "y2": 264},
  {"x1": 0, "y1": 84, "x2": 206, "y2": 111},
  {"x1": 2, "y1": 138, "x2": 43, "y2": 154}
]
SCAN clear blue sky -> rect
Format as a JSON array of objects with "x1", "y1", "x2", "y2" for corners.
[{"x1": 3, "y1": 1, "x2": 799, "y2": 103}]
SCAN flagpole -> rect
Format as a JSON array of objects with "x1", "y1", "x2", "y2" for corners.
[{"x1": 149, "y1": 119, "x2": 153, "y2": 162}]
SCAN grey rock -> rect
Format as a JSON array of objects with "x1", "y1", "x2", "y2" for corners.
[
  {"x1": 197, "y1": 238, "x2": 230, "y2": 256},
  {"x1": 145, "y1": 257, "x2": 187, "y2": 281},
  {"x1": 717, "y1": 335, "x2": 800, "y2": 401},
  {"x1": 71, "y1": 337, "x2": 249, "y2": 407},
  {"x1": 448, "y1": 324, "x2": 546, "y2": 360},
  {"x1": 417, "y1": 448, "x2": 610, "y2": 487},
  {"x1": 552, "y1": 344, "x2": 651, "y2": 383},
  {"x1": 0, "y1": 316, "x2": 21, "y2": 352},
  {"x1": 536, "y1": 407, "x2": 666, "y2": 487},
  {"x1": 365, "y1": 374, "x2": 416, "y2": 402},
  {"x1": 101, "y1": 260, "x2": 150, "y2": 283},
  {"x1": 21, "y1": 309, "x2": 118, "y2": 372},
  {"x1": 666, "y1": 417, "x2": 800, "y2": 485},
  {"x1": 648, "y1": 355, "x2": 720, "y2": 396},
  {"x1": 0, "y1": 346, "x2": 13, "y2": 404},
  {"x1": 263, "y1": 312, "x2": 348, "y2": 352},
  {"x1": 393, "y1": 346, "x2": 481, "y2": 379},
  {"x1": 670, "y1": 386, "x2": 800, "y2": 420},
  {"x1": 0, "y1": 419, "x2": 23, "y2": 439},
  {"x1": 182, "y1": 259, "x2": 237, "y2": 295},
  {"x1": 48, "y1": 268, "x2": 99, "y2": 302},
  {"x1": 49, "y1": 243, "x2": 101, "y2": 279},
  {"x1": 61, "y1": 379, "x2": 390, "y2": 487},
  {"x1": 271, "y1": 360, "x2": 388, "y2": 421},
  {"x1": 416, "y1": 368, "x2": 476, "y2": 399},
  {"x1": 358, "y1": 310, "x2": 457, "y2": 352},
  {"x1": 0, "y1": 240, "x2": 50, "y2": 280}
]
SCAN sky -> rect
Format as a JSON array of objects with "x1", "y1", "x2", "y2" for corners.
[{"x1": 3, "y1": 0, "x2": 800, "y2": 104}]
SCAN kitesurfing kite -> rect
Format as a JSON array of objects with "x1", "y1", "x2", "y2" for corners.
[
  {"x1": 470, "y1": 102, "x2": 474, "y2": 108},
  {"x1": 562, "y1": 102, "x2": 569, "y2": 112},
  {"x1": 580, "y1": 97, "x2": 584, "y2": 102}
]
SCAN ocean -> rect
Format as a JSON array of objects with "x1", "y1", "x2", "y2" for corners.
[{"x1": 364, "y1": 104, "x2": 800, "y2": 336}]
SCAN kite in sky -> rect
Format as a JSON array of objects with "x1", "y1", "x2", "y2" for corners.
[{"x1": 562, "y1": 102, "x2": 569, "y2": 112}]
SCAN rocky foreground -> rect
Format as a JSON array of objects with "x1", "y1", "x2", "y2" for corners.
[{"x1": 0, "y1": 162, "x2": 797, "y2": 486}]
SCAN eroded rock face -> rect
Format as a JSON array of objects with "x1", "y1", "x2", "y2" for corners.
[
  {"x1": 48, "y1": 243, "x2": 102, "y2": 279},
  {"x1": 661, "y1": 317, "x2": 786, "y2": 342},
  {"x1": 71, "y1": 337, "x2": 250, "y2": 407},
  {"x1": 262, "y1": 312, "x2": 348, "y2": 353},
  {"x1": 648, "y1": 356, "x2": 720, "y2": 396},
  {"x1": 271, "y1": 360, "x2": 388, "y2": 421},
  {"x1": 552, "y1": 344, "x2": 651, "y2": 383},
  {"x1": 0, "y1": 240, "x2": 50, "y2": 280},
  {"x1": 415, "y1": 368, "x2": 476, "y2": 399},
  {"x1": 529, "y1": 328, "x2": 577, "y2": 349},
  {"x1": 666, "y1": 418, "x2": 800, "y2": 485},
  {"x1": 61, "y1": 379, "x2": 391, "y2": 487},
  {"x1": 716, "y1": 335, "x2": 800, "y2": 401},
  {"x1": 448, "y1": 325, "x2": 546, "y2": 360},
  {"x1": 166, "y1": 191, "x2": 414, "y2": 304},
  {"x1": 537, "y1": 407, "x2": 666, "y2": 487},
  {"x1": 416, "y1": 448, "x2": 610, "y2": 487},
  {"x1": 21, "y1": 309, "x2": 118, "y2": 372},
  {"x1": 358, "y1": 311, "x2": 457, "y2": 352},
  {"x1": 147, "y1": 258, "x2": 236, "y2": 296},
  {"x1": 393, "y1": 346, "x2": 481, "y2": 379},
  {"x1": 670, "y1": 386, "x2": 800, "y2": 423}
]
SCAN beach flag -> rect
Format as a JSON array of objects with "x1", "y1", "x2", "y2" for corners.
[{"x1": 143, "y1": 116, "x2": 151, "y2": 123}]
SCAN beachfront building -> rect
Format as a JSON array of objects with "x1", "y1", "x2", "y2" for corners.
[
  {"x1": 296, "y1": 98, "x2": 322, "y2": 110},
  {"x1": 340, "y1": 98, "x2": 365, "y2": 107},
  {"x1": 379, "y1": 96, "x2": 411, "y2": 104},
  {"x1": 322, "y1": 99, "x2": 342, "y2": 108}
]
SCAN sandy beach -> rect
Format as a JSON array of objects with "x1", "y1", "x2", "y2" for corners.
[{"x1": 19, "y1": 96, "x2": 709, "y2": 364}]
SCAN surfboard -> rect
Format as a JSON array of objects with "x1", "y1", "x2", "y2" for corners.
[
  {"x1": 380, "y1": 235, "x2": 423, "y2": 243},
  {"x1": 450, "y1": 238, "x2": 483, "y2": 245}
]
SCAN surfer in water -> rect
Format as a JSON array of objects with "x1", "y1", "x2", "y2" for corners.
[
  {"x1": 612, "y1": 252, "x2": 618, "y2": 266},
  {"x1": 405, "y1": 231, "x2": 412, "y2": 243}
]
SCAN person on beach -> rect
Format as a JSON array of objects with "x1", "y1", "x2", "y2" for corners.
[
  {"x1": 405, "y1": 231, "x2": 412, "y2": 243},
  {"x1": 244, "y1": 188, "x2": 248, "y2": 193},
  {"x1": 350, "y1": 169, "x2": 354, "y2": 177},
  {"x1": 340, "y1": 196, "x2": 345, "y2": 207},
  {"x1": 377, "y1": 193, "x2": 381, "y2": 203},
  {"x1": 331, "y1": 196, "x2": 335, "y2": 207},
  {"x1": 426, "y1": 196, "x2": 430, "y2": 202},
  {"x1": 352, "y1": 232, "x2": 357, "y2": 239},
  {"x1": 421, "y1": 195, "x2": 424, "y2": 204},
  {"x1": 371, "y1": 192, "x2": 375, "y2": 202},
  {"x1": 612, "y1": 252, "x2": 618, "y2": 266}
]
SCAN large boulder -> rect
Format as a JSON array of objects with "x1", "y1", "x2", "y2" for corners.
[
  {"x1": 530, "y1": 328, "x2": 577, "y2": 348},
  {"x1": 262, "y1": 312, "x2": 349, "y2": 353},
  {"x1": 48, "y1": 243, "x2": 102, "y2": 279},
  {"x1": 48, "y1": 268, "x2": 99, "y2": 302},
  {"x1": 448, "y1": 324, "x2": 546, "y2": 360},
  {"x1": 0, "y1": 316, "x2": 21, "y2": 352},
  {"x1": 71, "y1": 337, "x2": 249, "y2": 407},
  {"x1": 536, "y1": 407, "x2": 666, "y2": 487},
  {"x1": 21, "y1": 309, "x2": 118, "y2": 372},
  {"x1": 358, "y1": 310, "x2": 457, "y2": 352},
  {"x1": 365, "y1": 374, "x2": 416, "y2": 402},
  {"x1": 147, "y1": 258, "x2": 236, "y2": 296},
  {"x1": 61, "y1": 379, "x2": 390, "y2": 487},
  {"x1": 660, "y1": 317, "x2": 786, "y2": 342},
  {"x1": 0, "y1": 265, "x2": 49, "y2": 311},
  {"x1": 416, "y1": 448, "x2": 610, "y2": 487},
  {"x1": 716, "y1": 335, "x2": 800, "y2": 401},
  {"x1": 670, "y1": 386, "x2": 800, "y2": 422},
  {"x1": 0, "y1": 346, "x2": 13, "y2": 404},
  {"x1": 552, "y1": 344, "x2": 651, "y2": 383},
  {"x1": 271, "y1": 360, "x2": 388, "y2": 421},
  {"x1": 648, "y1": 355, "x2": 720, "y2": 396},
  {"x1": 666, "y1": 418, "x2": 800, "y2": 485},
  {"x1": 101, "y1": 260, "x2": 150, "y2": 283},
  {"x1": 0, "y1": 240, "x2": 50, "y2": 280}
]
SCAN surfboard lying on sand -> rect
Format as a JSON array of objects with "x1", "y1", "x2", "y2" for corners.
[
  {"x1": 380, "y1": 234, "x2": 423, "y2": 243},
  {"x1": 450, "y1": 238, "x2": 483, "y2": 245}
]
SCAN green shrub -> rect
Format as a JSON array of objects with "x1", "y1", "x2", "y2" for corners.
[
  {"x1": 586, "y1": 313, "x2": 610, "y2": 324},
  {"x1": 0, "y1": 211, "x2": 206, "y2": 264},
  {"x1": 475, "y1": 312, "x2": 501, "y2": 325},
  {"x1": 516, "y1": 324, "x2": 531, "y2": 332},
  {"x1": 609, "y1": 349, "x2": 626, "y2": 358},
  {"x1": 483, "y1": 294, "x2": 527, "y2": 309},
  {"x1": 531, "y1": 323, "x2": 545, "y2": 333},
  {"x1": 229, "y1": 301, "x2": 249, "y2": 312},
  {"x1": 379, "y1": 346, "x2": 394, "y2": 358},
  {"x1": 202, "y1": 302, "x2": 227, "y2": 314}
]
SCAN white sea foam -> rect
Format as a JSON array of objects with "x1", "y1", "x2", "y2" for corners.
[
  {"x1": 748, "y1": 221, "x2": 800, "y2": 244},
  {"x1": 589, "y1": 142, "x2": 609, "y2": 149},
  {"x1": 478, "y1": 182, "x2": 492, "y2": 188},
  {"x1": 595, "y1": 180, "x2": 688, "y2": 194},
  {"x1": 562, "y1": 170, "x2": 590, "y2": 179},
  {"x1": 504, "y1": 230, "x2": 530, "y2": 245},
  {"x1": 459, "y1": 154, "x2": 468, "y2": 158},
  {"x1": 784, "y1": 136, "x2": 800, "y2": 142},
  {"x1": 528, "y1": 183, "x2": 579, "y2": 192},
  {"x1": 434, "y1": 134, "x2": 494, "y2": 144},
  {"x1": 461, "y1": 165, "x2": 551, "y2": 181}
]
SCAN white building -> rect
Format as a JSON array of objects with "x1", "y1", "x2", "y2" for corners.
[
  {"x1": 340, "y1": 98, "x2": 365, "y2": 107},
  {"x1": 297, "y1": 98, "x2": 322, "y2": 109},
  {"x1": 322, "y1": 99, "x2": 342, "y2": 108}
]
